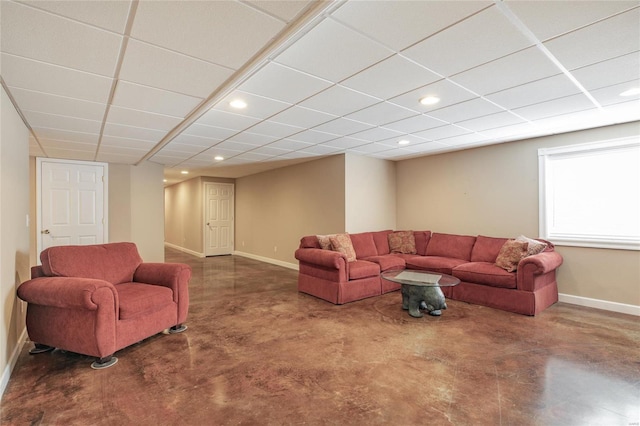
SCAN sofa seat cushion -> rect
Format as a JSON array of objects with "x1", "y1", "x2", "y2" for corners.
[
  {"x1": 362, "y1": 255, "x2": 406, "y2": 271},
  {"x1": 452, "y1": 262, "x2": 517, "y2": 289},
  {"x1": 405, "y1": 256, "x2": 467, "y2": 275},
  {"x1": 348, "y1": 260, "x2": 380, "y2": 280},
  {"x1": 116, "y1": 283, "x2": 174, "y2": 320}
]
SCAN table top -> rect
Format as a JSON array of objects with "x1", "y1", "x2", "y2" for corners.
[{"x1": 381, "y1": 269, "x2": 460, "y2": 287}]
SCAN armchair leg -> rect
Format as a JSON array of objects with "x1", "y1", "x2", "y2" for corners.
[
  {"x1": 90, "y1": 355, "x2": 118, "y2": 370},
  {"x1": 169, "y1": 324, "x2": 188, "y2": 334},
  {"x1": 29, "y1": 343, "x2": 54, "y2": 355}
]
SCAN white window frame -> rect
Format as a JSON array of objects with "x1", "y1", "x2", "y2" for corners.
[{"x1": 538, "y1": 137, "x2": 640, "y2": 251}]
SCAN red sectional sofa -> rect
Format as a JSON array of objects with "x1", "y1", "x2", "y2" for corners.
[{"x1": 294, "y1": 230, "x2": 563, "y2": 316}]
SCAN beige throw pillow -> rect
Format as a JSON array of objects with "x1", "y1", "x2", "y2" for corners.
[
  {"x1": 316, "y1": 234, "x2": 335, "y2": 250},
  {"x1": 495, "y1": 240, "x2": 529, "y2": 272},
  {"x1": 516, "y1": 235, "x2": 547, "y2": 256},
  {"x1": 329, "y1": 233, "x2": 357, "y2": 262},
  {"x1": 388, "y1": 231, "x2": 417, "y2": 254}
]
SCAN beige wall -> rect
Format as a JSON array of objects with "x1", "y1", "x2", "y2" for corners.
[
  {"x1": 1, "y1": 86, "x2": 30, "y2": 394},
  {"x1": 236, "y1": 155, "x2": 346, "y2": 265},
  {"x1": 397, "y1": 122, "x2": 640, "y2": 306},
  {"x1": 345, "y1": 153, "x2": 396, "y2": 233}
]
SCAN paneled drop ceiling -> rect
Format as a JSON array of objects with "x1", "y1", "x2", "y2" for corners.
[{"x1": 2, "y1": 0, "x2": 639, "y2": 185}]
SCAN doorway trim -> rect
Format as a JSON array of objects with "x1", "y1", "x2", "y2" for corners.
[{"x1": 202, "y1": 182, "x2": 235, "y2": 256}]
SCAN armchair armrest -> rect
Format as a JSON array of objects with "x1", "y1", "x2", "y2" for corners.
[
  {"x1": 295, "y1": 248, "x2": 346, "y2": 269},
  {"x1": 133, "y1": 263, "x2": 191, "y2": 324},
  {"x1": 17, "y1": 277, "x2": 117, "y2": 310}
]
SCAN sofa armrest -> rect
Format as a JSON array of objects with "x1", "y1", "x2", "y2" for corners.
[
  {"x1": 17, "y1": 277, "x2": 117, "y2": 311},
  {"x1": 517, "y1": 251, "x2": 564, "y2": 292},
  {"x1": 134, "y1": 263, "x2": 191, "y2": 324},
  {"x1": 295, "y1": 248, "x2": 346, "y2": 269}
]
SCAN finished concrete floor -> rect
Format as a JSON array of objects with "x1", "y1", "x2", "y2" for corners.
[{"x1": 2, "y1": 248, "x2": 639, "y2": 425}]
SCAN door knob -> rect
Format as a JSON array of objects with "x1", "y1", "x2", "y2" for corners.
[{"x1": 41, "y1": 229, "x2": 50, "y2": 234}]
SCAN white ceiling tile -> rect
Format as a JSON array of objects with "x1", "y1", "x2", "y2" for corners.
[
  {"x1": 100, "y1": 135, "x2": 157, "y2": 150},
  {"x1": 543, "y1": 8, "x2": 640, "y2": 70},
  {"x1": 506, "y1": 0, "x2": 638, "y2": 41},
  {"x1": 214, "y1": 140, "x2": 256, "y2": 151},
  {"x1": 112, "y1": 80, "x2": 203, "y2": 117},
  {"x1": 438, "y1": 132, "x2": 488, "y2": 147},
  {"x1": 250, "y1": 145, "x2": 290, "y2": 156},
  {"x1": 382, "y1": 115, "x2": 446, "y2": 134},
  {"x1": 376, "y1": 134, "x2": 427, "y2": 148},
  {"x1": 312, "y1": 118, "x2": 371, "y2": 136},
  {"x1": 345, "y1": 102, "x2": 419, "y2": 126},
  {"x1": 450, "y1": 47, "x2": 562, "y2": 95},
  {"x1": 590, "y1": 80, "x2": 640, "y2": 106},
  {"x1": 332, "y1": 0, "x2": 491, "y2": 51},
  {"x1": 477, "y1": 122, "x2": 541, "y2": 141},
  {"x1": 234, "y1": 152, "x2": 273, "y2": 161},
  {"x1": 204, "y1": 146, "x2": 247, "y2": 157},
  {"x1": 8, "y1": 87, "x2": 107, "y2": 121},
  {"x1": 275, "y1": 18, "x2": 392, "y2": 82},
  {"x1": 95, "y1": 151, "x2": 145, "y2": 164},
  {"x1": 456, "y1": 111, "x2": 526, "y2": 132},
  {"x1": 485, "y1": 74, "x2": 582, "y2": 109},
  {"x1": 414, "y1": 125, "x2": 472, "y2": 141},
  {"x1": 106, "y1": 106, "x2": 182, "y2": 132},
  {"x1": 275, "y1": 150, "x2": 319, "y2": 160},
  {"x1": 1, "y1": 1, "x2": 122, "y2": 77},
  {"x1": 33, "y1": 127, "x2": 99, "y2": 144},
  {"x1": 2, "y1": 54, "x2": 113, "y2": 103},
  {"x1": 297, "y1": 144, "x2": 344, "y2": 155},
  {"x1": 571, "y1": 52, "x2": 640, "y2": 90},
  {"x1": 39, "y1": 138, "x2": 96, "y2": 151},
  {"x1": 265, "y1": 139, "x2": 313, "y2": 151},
  {"x1": 239, "y1": 62, "x2": 332, "y2": 104},
  {"x1": 513, "y1": 93, "x2": 596, "y2": 121},
  {"x1": 131, "y1": 1, "x2": 285, "y2": 69},
  {"x1": 298, "y1": 85, "x2": 379, "y2": 116},
  {"x1": 341, "y1": 55, "x2": 440, "y2": 100},
  {"x1": 170, "y1": 133, "x2": 225, "y2": 148},
  {"x1": 19, "y1": 0, "x2": 132, "y2": 33},
  {"x1": 403, "y1": 6, "x2": 532, "y2": 77},
  {"x1": 102, "y1": 122, "x2": 167, "y2": 142},
  {"x1": 388, "y1": 79, "x2": 475, "y2": 112},
  {"x1": 348, "y1": 127, "x2": 404, "y2": 142},
  {"x1": 195, "y1": 110, "x2": 260, "y2": 131},
  {"x1": 46, "y1": 148, "x2": 97, "y2": 161},
  {"x1": 270, "y1": 106, "x2": 337, "y2": 128},
  {"x1": 287, "y1": 129, "x2": 340, "y2": 144},
  {"x1": 248, "y1": 121, "x2": 303, "y2": 139},
  {"x1": 323, "y1": 137, "x2": 370, "y2": 149},
  {"x1": 22, "y1": 110, "x2": 102, "y2": 134},
  {"x1": 400, "y1": 141, "x2": 450, "y2": 154},
  {"x1": 99, "y1": 144, "x2": 148, "y2": 155},
  {"x1": 427, "y1": 98, "x2": 504, "y2": 123},
  {"x1": 348, "y1": 143, "x2": 392, "y2": 154},
  {"x1": 160, "y1": 143, "x2": 204, "y2": 154},
  {"x1": 119, "y1": 40, "x2": 234, "y2": 98},
  {"x1": 214, "y1": 90, "x2": 291, "y2": 119},
  {"x1": 182, "y1": 123, "x2": 236, "y2": 141},
  {"x1": 228, "y1": 132, "x2": 279, "y2": 147},
  {"x1": 245, "y1": 0, "x2": 313, "y2": 21}
]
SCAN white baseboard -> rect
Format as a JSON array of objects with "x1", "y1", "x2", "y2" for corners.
[
  {"x1": 234, "y1": 251, "x2": 299, "y2": 271},
  {"x1": 1, "y1": 327, "x2": 27, "y2": 399},
  {"x1": 164, "y1": 242, "x2": 204, "y2": 258},
  {"x1": 559, "y1": 293, "x2": 640, "y2": 316}
]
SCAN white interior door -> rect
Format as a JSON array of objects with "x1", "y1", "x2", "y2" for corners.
[
  {"x1": 37, "y1": 158, "x2": 108, "y2": 254},
  {"x1": 204, "y1": 183, "x2": 234, "y2": 256}
]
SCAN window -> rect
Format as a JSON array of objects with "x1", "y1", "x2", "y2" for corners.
[{"x1": 539, "y1": 137, "x2": 640, "y2": 250}]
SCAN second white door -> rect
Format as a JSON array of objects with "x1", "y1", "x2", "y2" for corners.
[{"x1": 204, "y1": 183, "x2": 234, "y2": 256}]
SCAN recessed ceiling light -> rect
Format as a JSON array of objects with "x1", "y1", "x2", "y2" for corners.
[
  {"x1": 181, "y1": 170, "x2": 189, "y2": 175},
  {"x1": 419, "y1": 96, "x2": 440, "y2": 106},
  {"x1": 214, "y1": 156, "x2": 224, "y2": 161},
  {"x1": 163, "y1": 179, "x2": 167, "y2": 182},
  {"x1": 229, "y1": 99, "x2": 247, "y2": 109},
  {"x1": 398, "y1": 140, "x2": 410, "y2": 145},
  {"x1": 620, "y1": 87, "x2": 640, "y2": 97}
]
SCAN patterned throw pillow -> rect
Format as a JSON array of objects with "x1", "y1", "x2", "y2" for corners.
[
  {"x1": 516, "y1": 235, "x2": 547, "y2": 256},
  {"x1": 329, "y1": 233, "x2": 357, "y2": 262},
  {"x1": 388, "y1": 231, "x2": 417, "y2": 254},
  {"x1": 495, "y1": 240, "x2": 529, "y2": 272},
  {"x1": 316, "y1": 234, "x2": 335, "y2": 250}
]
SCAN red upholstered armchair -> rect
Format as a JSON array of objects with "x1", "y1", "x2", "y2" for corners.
[{"x1": 17, "y1": 242, "x2": 191, "y2": 369}]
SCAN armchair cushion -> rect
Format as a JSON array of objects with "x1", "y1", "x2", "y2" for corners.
[{"x1": 116, "y1": 283, "x2": 174, "y2": 320}]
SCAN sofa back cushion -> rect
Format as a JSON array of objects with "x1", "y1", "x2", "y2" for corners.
[
  {"x1": 40, "y1": 242, "x2": 143, "y2": 285},
  {"x1": 471, "y1": 235, "x2": 509, "y2": 262},
  {"x1": 350, "y1": 232, "x2": 378, "y2": 258},
  {"x1": 372, "y1": 230, "x2": 393, "y2": 255},
  {"x1": 426, "y1": 233, "x2": 476, "y2": 260},
  {"x1": 414, "y1": 231, "x2": 432, "y2": 256}
]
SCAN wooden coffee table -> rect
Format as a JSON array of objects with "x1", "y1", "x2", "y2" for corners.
[{"x1": 382, "y1": 269, "x2": 460, "y2": 318}]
